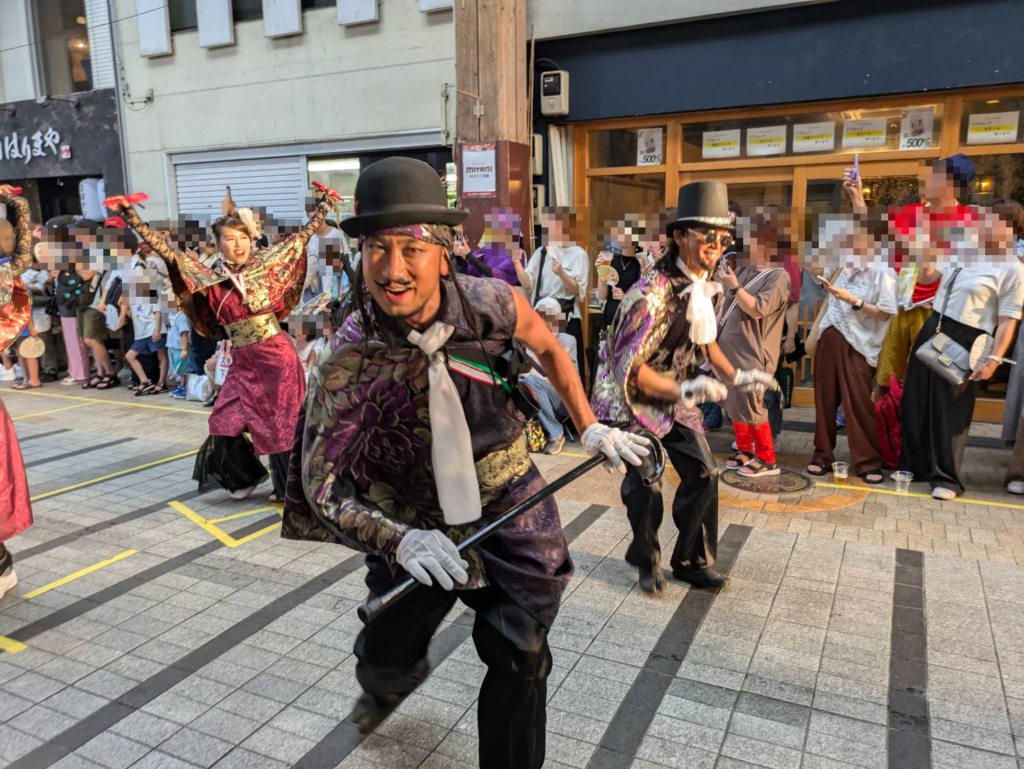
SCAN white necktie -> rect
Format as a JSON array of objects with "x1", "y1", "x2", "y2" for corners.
[
  {"x1": 678, "y1": 259, "x2": 722, "y2": 345},
  {"x1": 407, "y1": 323, "x2": 482, "y2": 525}
]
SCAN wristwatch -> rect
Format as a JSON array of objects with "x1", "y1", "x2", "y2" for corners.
[
  {"x1": 729, "y1": 286, "x2": 740, "y2": 296},
  {"x1": 851, "y1": 299, "x2": 864, "y2": 312}
]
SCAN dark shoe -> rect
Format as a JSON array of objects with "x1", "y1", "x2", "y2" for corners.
[
  {"x1": 638, "y1": 564, "x2": 667, "y2": 595},
  {"x1": 351, "y1": 692, "x2": 404, "y2": 735},
  {"x1": 39, "y1": 372, "x2": 59, "y2": 383},
  {"x1": 672, "y1": 567, "x2": 728, "y2": 589}
]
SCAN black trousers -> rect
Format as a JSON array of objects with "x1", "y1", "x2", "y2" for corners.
[
  {"x1": 621, "y1": 424, "x2": 718, "y2": 572},
  {"x1": 899, "y1": 312, "x2": 983, "y2": 494},
  {"x1": 355, "y1": 584, "x2": 551, "y2": 769}
]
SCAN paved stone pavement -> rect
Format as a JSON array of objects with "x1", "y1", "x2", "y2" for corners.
[{"x1": 2, "y1": 385, "x2": 1024, "y2": 768}]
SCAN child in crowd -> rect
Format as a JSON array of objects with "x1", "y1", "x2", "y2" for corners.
[
  {"x1": 167, "y1": 309, "x2": 194, "y2": 399},
  {"x1": 125, "y1": 274, "x2": 168, "y2": 395}
]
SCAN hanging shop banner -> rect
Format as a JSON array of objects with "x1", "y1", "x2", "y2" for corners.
[
  {"x1": 899, "y1": 107, "x2": 935, "y2": 150},
  {"x1": 701, "y1": 129, "x2": 741, "y2": 159},
  {"x1": 842, "y1": 118, "x2": 888, "y2": 149},
  {"x1": 461, "y1": 142, "x2": 497, "y2": 198},
  {"x1": 636, "y1": 128, "x2": 664, "y2": 166},
  {"x1": 792, "y1": 121, "x2": 835, "y2": 153},
  {"x1": 966, "y1": 111, "x2": 1021, "y2": 145},
  {"x1": 746, "y1": 125, "x2": 787, "y2": 157}
]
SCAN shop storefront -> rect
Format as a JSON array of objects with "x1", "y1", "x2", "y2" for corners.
[
  {"x1": 570, "y1": 86, "x2": 1024, "y2": 418},
  {"x1": 531, "y1": 0, "x2": 1024, "y2": 419},
  {"x1": 0, "y1": 89, "x2": 125, "y2": 223}
]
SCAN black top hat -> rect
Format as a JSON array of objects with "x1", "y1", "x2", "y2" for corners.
[
  {"x1": 666, "y1": 181, "x2": 735, "y2": 236},
  {"x1": 341, "y1": 157, "x2": 468, "y2": 237}
]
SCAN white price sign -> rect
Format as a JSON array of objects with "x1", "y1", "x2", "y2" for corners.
[
  {"x1": 899, "y1": 107, "x2": 934, "y2": 150},
  {"x1": 746, "y1": 125, "x2": 786, "y2": 157},
  {"x1": 967, "y1": 111, "x2": 1021, "y2": 145},
  {"x1": 701, "y1": 129, "x2": 741, "y2": 159},
  {"x1": 842, "y1": 118, "x2": 887, "y2": 149},
  {"x1": 792, "y1": 121, "x2": 835, "y2": 154},
  {"x1": 636, "y1": 128, "x2": 663, "y2": 166}
]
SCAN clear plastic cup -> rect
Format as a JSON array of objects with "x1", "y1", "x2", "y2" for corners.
[
  {"x1": 893, "y1": 471, "x2": 913, "y2": 494},
  {"x1": 832, "y1": 462, "x2": 849, "y2": 484}
]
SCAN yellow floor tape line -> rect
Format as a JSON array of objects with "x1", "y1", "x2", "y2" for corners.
[
  {"x1": 30, "y1": 450, "x2": 200, "y2": 502},
  {"x1": 22, "y1": 549, "x2": 137, "y2": 599},
  {"x1": 0, "y1": 636, "x2": 27, "y2": 653},
  {"x1": 170, "y1": 501, "x2": 281, "y2": 548},
  {"x1": 10, "y1": 402, "x2": 97, "y2": 421},
  {"x1": 814, "y1": 481, "x2": 1024, "y2": 510},
  {"x1": 3, "y1": 388, "x2": 207, "y2": 416}
]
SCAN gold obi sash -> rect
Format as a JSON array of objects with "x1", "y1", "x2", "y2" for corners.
[
  {"x1": 477, "y1": 434, "x2": 531, "y2": 507},
  {"x1": 224, "y1": 314, "x2": 281, "y2": 347}
]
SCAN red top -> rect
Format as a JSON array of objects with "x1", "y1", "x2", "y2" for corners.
[
  {"x1": 783, "y1": 254, "x2": 801, "y2": 304},
  {"x1": 890, "y1": 203, "x2": 978, "y2": 305}
]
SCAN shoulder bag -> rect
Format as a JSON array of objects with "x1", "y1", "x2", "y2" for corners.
[
  {"x1": 913, "y1": 269, "x2": 974, "y2": 386},
  {"x1": 531, "y1": 247, "x2": 576, "y2": 318}
]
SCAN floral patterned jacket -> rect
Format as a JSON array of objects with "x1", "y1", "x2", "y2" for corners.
[
  {"x1": 0, "y1": 191, "x2": 34, "y2": 353},
  {"x1": 591, "y1": 267, "x2": 717, "y2": 437},
  {"x1": 120, "y1": 201, "x2": 330, "y2": 339},
  {"x1": 282, "y1": 276, "x2": 572, "y2": 628}
]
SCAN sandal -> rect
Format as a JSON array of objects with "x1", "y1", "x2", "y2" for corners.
[
  {"x1": 806, "y1": 463, "x2": 828, "y2": 477},
  {"x1": 82, "y1": 375, "x2": 104, "y2": 389},
  {"x1": 738, "y1": 458, "x2": 781, "y2": 477},
  {"x1": 726, "y1": 452, "x2": 754, "y2": 469},
  {"x1": 95, "y1": 375, "x2": 120, "y2": 390},
  {"x1": 12, "y1": 382, "x2": 40, "y2": 390},
  {"x1": 860, "y1": 471, "x2": 884, "y2": 485}
]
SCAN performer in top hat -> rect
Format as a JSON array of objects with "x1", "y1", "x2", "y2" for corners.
[
  {"x1": 282, "y1": 157, "x2": 648, "y2": 768},
  {"x1": 0, "y1": 184, "x2": 37, "y2": 598},
  {"x1": 107, "y1": 185, "x2": 342, "y2": 503},
  {"x1": 592, "y1": 181, "x2": 776, "y2": 593}
]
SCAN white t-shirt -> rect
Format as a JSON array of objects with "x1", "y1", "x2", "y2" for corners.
[
  {"x1": 820, "y1": 268, "x2": 898, "y2": 367},
  {"x1": 525, "y1": 244, "x2": 590, "y2": 321},
  {"x1": 931, "y1": 266, "x2": 1024, "y2": 334},
  {"x1": 21, "y1": 269, "x2": 53, "y2": 334}
]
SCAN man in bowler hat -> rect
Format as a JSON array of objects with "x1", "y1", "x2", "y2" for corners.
[{"x1": 282, "y1": 157, "x2": 649, "y2": 768}]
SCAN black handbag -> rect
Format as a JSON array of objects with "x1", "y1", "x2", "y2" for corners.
[{"x1": 913, "y1": 269, "x2": 973, "y2": 386}]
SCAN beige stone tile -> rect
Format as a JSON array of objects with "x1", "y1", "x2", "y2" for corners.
[
  {"x1": 897, "y1": 520, "x2": 922, "y2": 535},
  {"x1": 905, "y1": 535, "x2": 933, "y2": 553},
  {"x1": 810, "y1": 522, "x2": 836, "y2": 539},
  {"x1": 883, "y1": 531, "x2": 908, "y2": 549},
  {"x1": 958, "y1": 542, "x2": 988, "y2": 561},
  {"x1": 945, "y1": 525, "x2": 972, "y2": 542},
  {"x1": 969, "y1": 528, "x2": 998, "y2": 546},
  {"x1": 985, "y1": 545, "x2": 1016, "y2": 564},
  {"x1": 788, "y1": 519, "x2": 813, "y2": 535},
  {"x1": 920, "y1": 523, "x2": 947, "y2": 540},
  {"x1": 931, "y1": 539, "x2": 962, "y2": 557},
  {"x1": 857, "y1": 529, "x2": 885, "y2": 546},
  {"x1": 872, "y1": 517, "x2": 897, "y2": 532}
]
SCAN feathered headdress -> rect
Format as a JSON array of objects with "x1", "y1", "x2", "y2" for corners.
[{"x1": 236, "y1": 208, "x2": 263, "y2": 242}]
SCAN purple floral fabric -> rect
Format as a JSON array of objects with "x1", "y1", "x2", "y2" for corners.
[
  {"x1": 591, "y1": 268, "x2": 711, "y2": 437},
  {"x1": 285, "y1": 275, "x2": 572, "y2": 628}
]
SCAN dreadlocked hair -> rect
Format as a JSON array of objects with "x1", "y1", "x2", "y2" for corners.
[{"x1": 348, "y1": 249, "x2": 492, "y2": 385}]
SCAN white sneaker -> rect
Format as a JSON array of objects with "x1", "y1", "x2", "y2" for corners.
[
  {"x1": 731, "y1": 441, "x2": 738, "y2": 451},
  {"x1": 60, "y1": 376, "x2": 79, "y2": 386},
  {"x1": 230, "y1": 485, "x2": 256, "y2": 501},
  {"x1": 1008, "y1": 481, "x2": 1024, "y2": 495},
  {"x1": 932, "y1": 487, "x2": 957, "y2": 501},
  {"x1": 0, "y1": 568, "x2": 18, "y2": 599},
  {"x1": 0, "y1": 368, "x2": 16, "y2": 382},
  {"x1": 544, "y1": 436, "x2": 566, "y2": 455}
]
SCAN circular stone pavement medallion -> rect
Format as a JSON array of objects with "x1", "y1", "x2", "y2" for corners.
[{"x1": 720, "y1": 468, "x2": 812, "y2": 494}]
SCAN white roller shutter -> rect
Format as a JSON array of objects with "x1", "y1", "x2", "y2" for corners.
[
  {"x1": 174, "y1": 156, "x2": 307, "y2": 224},
  {"x1": 85, "y1": 0, "x2": 116, "y2": 89},
  {"x1": 0, "y1": 0, "x2": 37, "y2": 103}
]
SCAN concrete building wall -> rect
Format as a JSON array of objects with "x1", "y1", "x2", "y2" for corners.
[
  {"x1": 528, "y1": 0, "x2": 837, "y2": 40},
  {"x1": 114, "y1": 2, "x2": 456, "y2": 217}
]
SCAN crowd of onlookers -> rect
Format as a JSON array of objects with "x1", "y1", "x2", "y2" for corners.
[{"x1": 4, "y1": 153, "x2": 1024, "y2": 502}]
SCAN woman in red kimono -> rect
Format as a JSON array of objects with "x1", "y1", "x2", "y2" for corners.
[
  {"x1": 0, "y1": 184, "x2": 36, "y2": 598},
  {"x1": 109, "y1": 186, "x2": 340, "y2": 501}
]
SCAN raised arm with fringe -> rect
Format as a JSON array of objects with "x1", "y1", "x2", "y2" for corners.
[
  {"x1": 0, "y1": 191, "x2": 32, "y2": 276},
  {"x1": 119, "y1": 204, "x2": 226, "y2": 294}
]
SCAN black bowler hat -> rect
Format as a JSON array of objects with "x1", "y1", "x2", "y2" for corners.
[
  {"x1": 666, "y1": 181, "x2": 735, "y2": 236},
  {"x1": 341, "y1": 157, "x2": 468, "y2": 237}
]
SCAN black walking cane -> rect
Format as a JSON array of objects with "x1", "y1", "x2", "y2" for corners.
[{"x1": 357, "y1": 429, "x2": 666, "y2": 625}]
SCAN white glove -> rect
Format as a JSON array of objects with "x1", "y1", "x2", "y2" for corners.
[
  {"x1": 396, "y1": 530, "x2": 469, "y2": 591},
  {"x1": 679, "y1": 375, "x2": 728, "y2": 408},
  {"x1": 733, "y1": 369, "x2": 779, "y2": 393},
  {"x1": 581, "y1": 424, "x2": 651, "y2": 475}
]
